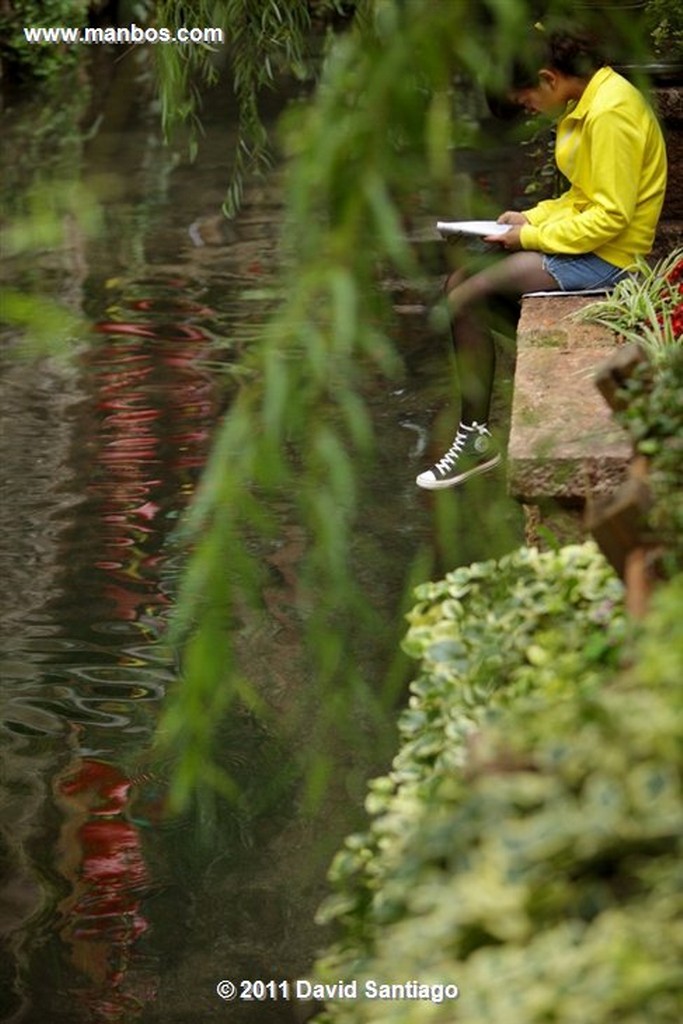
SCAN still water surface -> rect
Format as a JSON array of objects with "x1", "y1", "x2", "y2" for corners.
[{"x1": 0, "y1": 62, "x2": 524, "y2": 1023}]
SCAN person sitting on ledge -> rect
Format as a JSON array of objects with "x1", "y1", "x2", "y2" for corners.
[{"x1": 416, "y1": 24, "x2": 668, "y2": 490}]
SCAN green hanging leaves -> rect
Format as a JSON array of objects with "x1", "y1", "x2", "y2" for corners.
[
  {"x1": 156, "y1": 0, "x2": 582, "y2": 807},
  {"x1": 155, "y1": 0, "x2": 317, "y2": 215}
]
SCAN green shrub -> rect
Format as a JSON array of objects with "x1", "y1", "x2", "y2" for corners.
[
  {"x1": 0, "y1": 0, "x2": 89, "y2": 81},
  {"x1": 314, "y1": 543, "x2": 626, "y2": 964},
  {"x1": 574, "y1": 249, "x2": 683, "y2": 361},
  {"x1": 614, "y1": 345, "x2": 683, "y2": 578},
  {"x1": 644, "y1": 0, "x2": 683, "y2": 55},
  {"x1": 313, "y1": 549, "x2": 683, "y2": 1023}
]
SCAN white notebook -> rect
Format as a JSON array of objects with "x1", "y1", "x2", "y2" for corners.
[{"x1": 436, "y1": 220, "x2": 510, "y2": 237}]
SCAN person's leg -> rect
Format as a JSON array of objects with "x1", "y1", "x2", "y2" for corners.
[
  {"x1": 416, "y1": 252, "x2": 558, "y2": 490},
  {"x1": 445, "y1": 251, "x2": 559, "y2": 423}
]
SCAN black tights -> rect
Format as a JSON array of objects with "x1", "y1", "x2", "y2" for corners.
[{"x1": 444, "y1": 252, "x2": 559, "y2": 424}]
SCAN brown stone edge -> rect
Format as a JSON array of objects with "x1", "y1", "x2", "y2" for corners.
[{"x1": 507, "y1": 295, "x2": 631, "y2": 520}]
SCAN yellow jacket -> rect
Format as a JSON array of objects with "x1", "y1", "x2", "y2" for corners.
[{"x1": 520, "y1": 67, "x2": 667, "y2": 268}]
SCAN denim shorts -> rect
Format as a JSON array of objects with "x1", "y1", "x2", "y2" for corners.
[{"x1": 542, "y1": 252, "x2": 630, "y2": 292}]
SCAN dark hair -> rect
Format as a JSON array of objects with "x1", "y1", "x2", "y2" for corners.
[{"x1": 510, "y1": 26, "x2": 606, "y2": 90}]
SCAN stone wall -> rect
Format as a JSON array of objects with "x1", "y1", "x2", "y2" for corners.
[{"x1": 507, "y1": 296, "x2": 629, "y2": 543}]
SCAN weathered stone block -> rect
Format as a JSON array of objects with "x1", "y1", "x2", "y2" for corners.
[{"x1": 508, "y1": 297, "x2": 630, "y2": 509}]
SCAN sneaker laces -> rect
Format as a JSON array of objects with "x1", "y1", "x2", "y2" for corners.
[{"x1": 433, "y1": 421, "x2": 488, "y2": 474}]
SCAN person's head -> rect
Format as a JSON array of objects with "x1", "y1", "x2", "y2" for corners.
[{"x1": 509, "y1": 26, "x2": 605, "y2": 114}]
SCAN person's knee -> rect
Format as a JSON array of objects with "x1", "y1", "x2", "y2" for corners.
[
  {"x1": 446, "y1": 273, "x2": 490, "y2": 314},
  {"x1": 443, "y1": 267, "x2": 468, "y2": 295}
]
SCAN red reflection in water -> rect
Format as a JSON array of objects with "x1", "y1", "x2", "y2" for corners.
[
  {"x1": 55, "y1": 760, "x2": 158, "y2": 1021},
  {"x1": 95, "y1": 321, "x2": 209, "y2": 343},
  {"x1": 86, "y1": 296, "x2": 219, "y2": 621},
  {"x1": 50, "y1": 287, "x2": 222, "y2": 1019}
]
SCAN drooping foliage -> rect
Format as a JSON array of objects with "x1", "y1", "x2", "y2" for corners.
[
  {"x1": 154, "y1": 0, "x2": 330, "y2": 213},
  {"x1": 152, "y1": 0, "x2": 661, "y2": 808},
  {"x1": 154, "y1": 0, "x2": 537, "y2": 808}
]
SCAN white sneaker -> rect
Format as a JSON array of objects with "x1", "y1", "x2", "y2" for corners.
[{"x1": 416, "y1": 422, "x2": 501, "y2": 489}]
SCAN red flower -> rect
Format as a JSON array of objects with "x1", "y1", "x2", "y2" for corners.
[{"x1": 666, "y1": 258, "x2": 683, "y2": 286}]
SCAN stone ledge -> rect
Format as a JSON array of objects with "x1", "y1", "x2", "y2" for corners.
[
  {"x1": 508, "y1": 296, "x2": 631, "y2": 506},
  {"x1": 516, "y1": 294, "x2": 615, "y2": 347}
]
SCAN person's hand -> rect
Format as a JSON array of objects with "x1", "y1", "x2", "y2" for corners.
[
  {"x1": 485, "y1": 225, "x2": 523, "y2": 250},
  {"x1": 497, "y1": 211, "x2": 529, "y2": 225}
]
